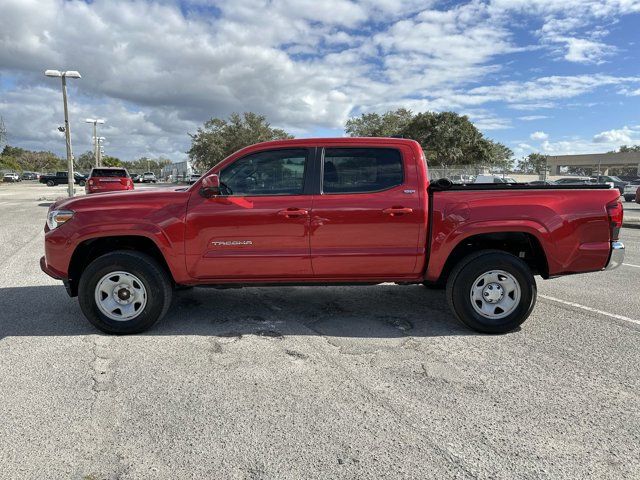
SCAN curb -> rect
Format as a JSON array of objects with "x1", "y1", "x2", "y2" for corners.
[{"x1": 623, "y1": 222, "x2": 640, "y2": 229}]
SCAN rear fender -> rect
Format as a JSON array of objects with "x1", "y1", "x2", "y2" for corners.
[{"x1": 426, "y1": 220, "x2": 555, "y2": 282}]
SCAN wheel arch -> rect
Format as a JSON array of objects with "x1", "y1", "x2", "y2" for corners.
[
  {"x1": 433, "y1": 231, "x2": 549, "y2": 285},
  {"x1": 67, "y1": 235, "x2": 175, "y2": 296}
]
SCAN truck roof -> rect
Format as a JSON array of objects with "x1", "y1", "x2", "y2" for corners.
[{"x1": 248, "y1": 137, "x2": 420, "y2": 148}]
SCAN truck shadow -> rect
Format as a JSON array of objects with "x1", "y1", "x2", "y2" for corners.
[{"x1": 0, "y1": 284, "x2": 476, "y2": 339}]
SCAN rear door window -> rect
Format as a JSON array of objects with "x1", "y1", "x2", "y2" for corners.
[{"x1": 322, "y1": 148, "x2": 403, "y2": 194}]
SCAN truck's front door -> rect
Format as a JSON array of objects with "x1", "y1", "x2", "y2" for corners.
[
  {"x1": 310, "y1": 145, "x2": 424, "y2": 278},
  {"x1": 185, "y1": 148, "x2": 314, "y2": 280}
]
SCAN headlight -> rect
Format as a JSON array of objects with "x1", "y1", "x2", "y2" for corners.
[{"x1": 47, "y1": 210, "x2": 74, "y2": 230}]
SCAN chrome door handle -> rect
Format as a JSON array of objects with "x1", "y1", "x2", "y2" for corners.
[
  {"x1": 277, "y1": 208, "x2": 309, "y2": 218},
  {"x1": 382, "y1": 207, "x2": 413, "y2": 216}
]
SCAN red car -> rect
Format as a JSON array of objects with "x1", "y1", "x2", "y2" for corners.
[
  {"x1": 85, "y1": 167, "x2": 134, "y2": 194},
  {"x1": 42, "y1": 138, "x2": 624, "y2": 334}
]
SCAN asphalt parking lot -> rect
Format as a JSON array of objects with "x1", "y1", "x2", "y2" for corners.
[{"x1": 0, "y1": 182, "x2": 638, "y2": 479}]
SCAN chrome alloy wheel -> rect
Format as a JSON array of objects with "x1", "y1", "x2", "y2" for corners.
[
  {"x1": 470, "y1": 270, "x2": 521, "y2": 320},
  {"x1": 94, "y1": 271, "x2": 147, "y2": 321}
]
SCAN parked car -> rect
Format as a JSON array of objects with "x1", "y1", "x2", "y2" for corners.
[
  {"x1": 528, "y1": 180, "x2": 556, "y2": 185},
  {"x1": 554, "y1": 177, "x2": 591, "y2": 185},
  {"x1": 141, "y1": 172, "x2": 157, "y2": 183},
  {"x1": 474, "y1": 174, "x2": 517, "y2": 183},
  {"x1": 40, "y1": 171, "x2": 87, "y2": 187},
  {"x1": 447, "y1": 174, "x2": 476, "y2": 184},
  {"x1": 623, "y1": 179, "x2": 640, "y2": 202},
  {"x1": 21, "y1": 171, "x2": 39, "y2": 180},
  {"x1": 2, "y1": 172, "x2": 21, "y2": 182},
  {"x1": 85, "y1": 167, "x2": 134, "y2": 194},
  {"x1": 188, "y1": 173, "x2": 201, "y2": 185},
  {"x1": 589, "y1": 175, "x2": 627, "y2": 195},
  {"x1": 41, "y1": 138, "x2": 625, "y2": 336}
]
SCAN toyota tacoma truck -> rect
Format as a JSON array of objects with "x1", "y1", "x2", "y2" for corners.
[{"x1": 41, "y1": 138, "x2": 625, "y2": 334}]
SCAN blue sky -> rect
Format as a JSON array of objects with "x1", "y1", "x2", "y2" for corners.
[{"x1": 1, "y1": 0, "x2": 639, "y2": 161}]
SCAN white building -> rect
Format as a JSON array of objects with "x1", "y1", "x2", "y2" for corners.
[{"x1": 161, "y1": 160, "x2": 197, "y2": 182}]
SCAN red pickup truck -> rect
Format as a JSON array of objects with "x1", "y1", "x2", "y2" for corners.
[{"x1": 41, "y1": 138, "x2": 625, "y2": 334}]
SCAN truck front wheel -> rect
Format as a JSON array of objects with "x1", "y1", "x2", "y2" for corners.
[
  {"x1": 446, "y1": 250, "x2": 536, "y2": 334},
  {"x1": 78, "y1": 251, "x2": 172, "y2": 334}
]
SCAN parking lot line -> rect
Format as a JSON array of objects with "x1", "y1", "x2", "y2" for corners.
[
  {"x1": 540, "y1": 294, "x2": 640, "y2": 326},
  {"x1": 622, "y1": 263, "x2": 640, "y2": 268}
]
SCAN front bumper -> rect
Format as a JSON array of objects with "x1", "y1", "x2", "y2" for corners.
[
  {"x1": 40, "y1": 256, "x2": 74, "y2": 296},
  {"x1": 605, "y1": 242, "x2": 625, "y2": 270}
]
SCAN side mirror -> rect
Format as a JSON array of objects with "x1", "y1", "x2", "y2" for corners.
[{"x1": 200, "y1": 174, "x2": 221, "y2": 198}]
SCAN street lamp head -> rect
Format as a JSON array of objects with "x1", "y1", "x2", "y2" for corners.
[
  {"x1": 63, "y1": 71, "x2": 81, "y2": 79},
  {"x1": 85, "y1": 118, "x2": 96, "y2": 123},
  {"x1": 44, "y1": 69, "x2": 62, "y2": 77},
  {"x1": 96, "y1": 119, "x2": 105, "y2": 124}
]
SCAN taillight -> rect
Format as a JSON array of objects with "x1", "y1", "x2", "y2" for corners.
[
  {"x1": 606, "y1": 200, "x2": 623, "y2": 241},
  {"x1": 88, "y1": 179, "x2": 94, "y2": 186}
]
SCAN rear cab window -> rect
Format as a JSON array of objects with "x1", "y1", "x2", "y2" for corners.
[
  {"x1": 90, "y1": 169, "x2": 129, "y2": 178},
  {"x1": 322, "y1": 147, "x2": 403, "y2": 194}
]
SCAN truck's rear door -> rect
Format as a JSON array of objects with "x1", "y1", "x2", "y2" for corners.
[{"x1": 309, "y1": 144, "x2": 424, "y2": 278}]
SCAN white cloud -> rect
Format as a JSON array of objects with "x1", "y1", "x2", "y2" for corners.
[
  {"x1": 519, "y1": 115, "x2": 550, "y2": 121},
  {"x1": 530, "y1": 131, "x2": 549, "y2": 140},
  {"x1": 525, "y1": 125, "x2": 640, "y2": 155},
  {"x1": 560, "y1": 37, "x2": 616, "y2": 64},
  {"x1": 592, "y1": 126, "x2": 638, "y2": 144}
]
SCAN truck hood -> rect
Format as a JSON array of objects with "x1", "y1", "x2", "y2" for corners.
[{"x1": 51, "y1": 186, "x2": 190, "y2": 212}]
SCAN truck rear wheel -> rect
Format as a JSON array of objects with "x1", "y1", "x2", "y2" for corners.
[
  {"x1": 78, "y1": 251, "x2": 172, "y2": 334},
  {"x1": 446, "y1": 250, "x2": 536, "y2": 334},
  {"x1": 46, "y1": 180, "x2": 55, "y2": 187}
]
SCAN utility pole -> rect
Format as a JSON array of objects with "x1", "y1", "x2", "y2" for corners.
[
  {"x1": 0, "y1": 116, "x2": 7, "y2": 151},
  {"x1": 86, "y1": 118, "x2": 105, "y2": 168},
  {"x1": 97, "y1": 137, "x2": 105, "y2": 166},
  {"x1": 45, "y1": 70, "x2": 81, "y2": 197}
]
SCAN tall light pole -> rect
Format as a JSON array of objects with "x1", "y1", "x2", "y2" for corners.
[
  {"x1": 97, "y1": 137, "x2": 106, "y2": 166},
  {"x1": 45, "y1": 69, "x2": 81, "y2": 197},
  {"x1": 85, "y1": 118, "x2": 104, "y2": 167}
]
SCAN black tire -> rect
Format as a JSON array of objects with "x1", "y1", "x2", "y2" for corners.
[
  {"x1": 446, "y1": 250, "x2": 536, "y2": 334},
  {"x1": 46, "y1": 180, "x2": 55, "y2": 187},
  {"x1": 78, "y1": 250, "x2": 172, "y2": 334},
  {"x1": 624, "y1": 195, "x2": 634, "y2": 202},
  {"x1": 78, "y1": 180, "x2": 86, "y2": 187}
]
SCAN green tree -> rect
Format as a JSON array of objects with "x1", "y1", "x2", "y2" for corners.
[
  {"x1": 0, "y1": 155, "x2": 20, "y2": 172},
  {"x1": 618, "y1": 145, "x2": 640, "y2": 152},
  {"x1": 124, "y1": 156, "x2": 171, "y2": 173},
  {"x1": 188, "y1": 112, "x2": 293, "y2": 170},
  {"x1": 524, "y1": 152, "x2": 549, "y2": 175},
  {"x1": 76, "y1": 151, "x2": 96, "y2": 171},
  {"x1": 345, "y1": 110, "x2": 513, "y2": 167},
  {"x1": 345, "y1": 108, "x2": 413, "y2": 137},
  {"x1": 1, "y1": 145, "x2": 64, "y2": 172},
  {"x1": 101, "y1": 156, "x2": 123, "y2": 167}
]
